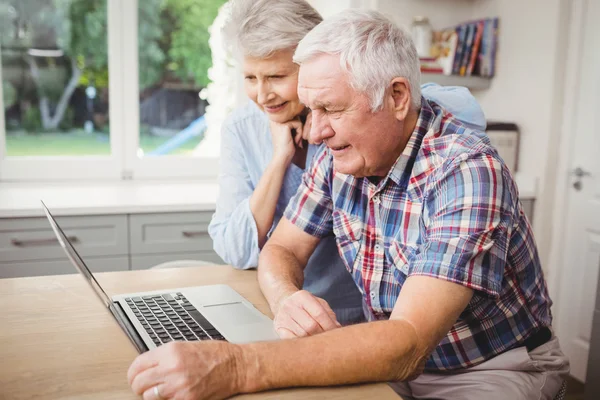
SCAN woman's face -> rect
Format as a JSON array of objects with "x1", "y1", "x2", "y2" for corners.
[{"x1": 243, "y1": 48, "x2": 305, "y2": 123}]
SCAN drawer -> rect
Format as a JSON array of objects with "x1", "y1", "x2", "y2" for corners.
[
  {"x1": 130, "y1": 251, "x2": 224, "y2": 270},
  {"x1": 0, "y1": 215, "x2": 128, "y2": 263},
  {"x1": 129, "y1": 212, "x2": 215, "y2": 255},
  {"x1": 0, "y1": 256, "x2": 129, "y2": 279}
]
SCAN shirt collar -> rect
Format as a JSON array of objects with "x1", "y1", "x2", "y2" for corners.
[{"x1": 377, "y1": 97, "x2": 436, "y2": 190}]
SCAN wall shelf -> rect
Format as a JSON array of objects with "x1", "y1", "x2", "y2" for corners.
[{"x1": 420, "y1": 73, "x2": 492, "y2": 90}]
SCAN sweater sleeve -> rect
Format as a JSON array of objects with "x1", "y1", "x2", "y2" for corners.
[{"x1": 208, "y1": 120, "x2": 261, "y2": 269}]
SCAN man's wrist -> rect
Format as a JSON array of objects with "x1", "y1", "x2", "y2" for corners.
[
  {"x1": 233, "y1": 343, "x2": 264, "y2": 393},
  {"x1": 271, "y1": 287, "x2": 300, "y2": 315}
]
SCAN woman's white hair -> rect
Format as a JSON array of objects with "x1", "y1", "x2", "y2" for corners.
[
  {"x1": 293, "y1": 9, "x2": 421, "y2": 111},
  {"x1": 224, "y1": 0, "x2": 322, "y2": 59}
]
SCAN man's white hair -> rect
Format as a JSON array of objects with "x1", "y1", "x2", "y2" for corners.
[
  {"x1": 224, "y1": 0, "x2": 322, "y2": 59},
  {"x1": 293, "y1": 9, "x2": 422, "y2": 111}
]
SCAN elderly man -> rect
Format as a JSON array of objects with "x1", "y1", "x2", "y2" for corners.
[{"x1": 128, "y1": 9, "x2": 568, "y2": 400}]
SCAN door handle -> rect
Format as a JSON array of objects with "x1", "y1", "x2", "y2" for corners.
[
  {"x1": 182, "y1": 231, "x2": 205, "y2": 238},
  {"x1": 11, "y1": 236, "x2": 78, "y2": 247},
  {"x1": 571, "y1": 167, "x2": 591, "y2": 191},
  {"x1": 572, "y1": 167, "x2": 591, "y2": 178}
]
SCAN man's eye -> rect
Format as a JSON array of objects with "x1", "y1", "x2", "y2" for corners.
[
  {"x1": 244, "y1": 76, "x2": 256, "y2": 80},
  {"x1": 270, "y1": 75, "x2": 284, "y2": 79},
  {"x1": 325, "y1": 109, "x2": 342, "y2": 117}
]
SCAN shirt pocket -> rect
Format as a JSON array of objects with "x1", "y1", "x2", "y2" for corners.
[
  {"x1": 388, "y1": 240, "x2": 417, "y2": 276},
  {"x1": 332, "y1": 211, "x2": 363, "y2": 273}
]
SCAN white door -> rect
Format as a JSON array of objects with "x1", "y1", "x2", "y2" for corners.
[{"x1": 555, "y1": 0, "x2": 600, "y2": 382}]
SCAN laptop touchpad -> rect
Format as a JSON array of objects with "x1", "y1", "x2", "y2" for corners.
[{"x1": 205, "y1": 302, "x2": 262, "y2": 325}]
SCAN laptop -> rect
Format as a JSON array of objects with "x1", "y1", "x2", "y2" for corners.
[{"x1": 42, "y1": 201, "x2": 278, "y2": 353}]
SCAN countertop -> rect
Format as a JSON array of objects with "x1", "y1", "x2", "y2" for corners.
[
  {"x1": 0, "y1": 174, "x2": 536, "y2": 218},
  {"x1": 0, "y1": 180, "x2": 219, "y2": 218}
]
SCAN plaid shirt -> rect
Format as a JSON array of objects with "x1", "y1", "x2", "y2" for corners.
[{"x1": 284, "y1": 98, "x2": 552, "y2": 371}]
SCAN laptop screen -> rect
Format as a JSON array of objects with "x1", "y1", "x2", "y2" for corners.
[{"x1": 41, "y1": 201, "x2": 112, "y2": 309}]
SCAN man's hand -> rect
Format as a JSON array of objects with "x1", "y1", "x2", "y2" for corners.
[
  {"x1": 127, "y1": 341, "x2": 243, "y2": 400},
  {"x1": 274, "y1": 290, "x2": 341, "y2": 339}
]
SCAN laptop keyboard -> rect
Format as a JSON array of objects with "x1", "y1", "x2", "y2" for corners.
[{"x1": 125, "y1": 292, "x2": 226, "y2": 346}]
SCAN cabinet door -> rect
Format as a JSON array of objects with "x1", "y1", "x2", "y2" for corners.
[
  {"x1": 0, "y1": 215, "x2": 128, "y2": 263},
  {"x1": 130, "y1": 252, "x2": 224, "y2": 270},
  {"x1": 0, "y1": 256, "x2": 129, "y2": 279},
  {"x1": 129, "y1": 212, "x2": 214, "y2": 255}
]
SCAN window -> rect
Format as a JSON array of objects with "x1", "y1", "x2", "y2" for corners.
[
  {"x1": 1, "y1": 0, "x2": 111, "y2": 157},
  {"x1": 0, "y1": 0, "x2": 119, "y2": 180},
  {"x1": 0, "y1": 0, "x2": 233, "y2": 181}
]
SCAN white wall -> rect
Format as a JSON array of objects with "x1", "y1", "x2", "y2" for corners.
[
  {"x1": 377, "y1": 0, "x2": 476, "y2": 30},
  {"x1": 307, "y1": 0, "x2": 357, "y2": 18},
  {"x1": 311, "y1": 0, "x2": 475, "y2": 28}
]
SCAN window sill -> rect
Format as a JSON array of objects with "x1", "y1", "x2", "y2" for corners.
[{"x1": 0, "y1": 180, "x2": 219, "y2": 218}]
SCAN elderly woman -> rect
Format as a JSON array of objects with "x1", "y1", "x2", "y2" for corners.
[{"x1": 208, "y1": 0, "x2": 486, "y2": 329}]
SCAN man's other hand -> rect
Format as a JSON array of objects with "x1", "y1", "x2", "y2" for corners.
[
  {"x1": 274, "y1": 290, "x2": 341, "y2": 339},
  {"x1": 128, "y1": 341, "x2": 243, "y2": 400}
]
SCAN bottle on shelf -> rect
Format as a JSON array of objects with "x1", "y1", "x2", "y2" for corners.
[{"x1": 411, "y1": 16, "x2": 433, "y2": 58}]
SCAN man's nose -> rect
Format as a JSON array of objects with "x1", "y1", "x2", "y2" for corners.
[{"x1": 310, "y1": 112, "x2": 334, "y2": 144}]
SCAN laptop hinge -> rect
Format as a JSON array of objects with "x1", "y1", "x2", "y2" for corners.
[{"x1": 109, "y1": 301, "x2": 149, "y2": 354}]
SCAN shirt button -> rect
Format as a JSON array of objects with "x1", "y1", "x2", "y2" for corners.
[
  {"x1": 370, "y1": 292, "x2": 376, "y2": 299},
  {"x1": 374, "y1": 242, "x2": 382, "y2": 251},
  {"x1": 373, "y1": 195, "x2": 380, "y2": 204}
]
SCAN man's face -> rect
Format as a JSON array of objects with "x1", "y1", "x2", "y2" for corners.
[
  {"x1": 243, "y1": 49, "x2": 306, "y2": 123},
  {"x1": 298, "y1": 54, "x2": 405, "y2": 178}
]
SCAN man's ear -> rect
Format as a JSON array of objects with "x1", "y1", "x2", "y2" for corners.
[{"x1": 389, "y1": 77, "x2": 412, "y2": 120}]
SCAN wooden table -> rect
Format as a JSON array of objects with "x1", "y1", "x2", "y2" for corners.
[{"x1": 0, "y1": 266, "x2": 400, "y2": 400}]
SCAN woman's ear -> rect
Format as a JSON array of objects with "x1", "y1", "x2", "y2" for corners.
[{"x1": 389, "y1": 77, "x2": 412, "y2": 120}]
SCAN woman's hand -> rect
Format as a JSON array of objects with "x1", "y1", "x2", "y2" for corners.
[
  {"x1": 301, "y1": 110, "x2": 315, "y2": 144},
  {"x1": 269, "y1": 119, "x2": 304, "y2": 166}
]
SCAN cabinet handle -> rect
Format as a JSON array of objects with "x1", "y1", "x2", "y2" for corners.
[
  {"x1": 11, "y1": 236, "x2": 78, "y2": 247},
  {"x1": 182, "y1": 231, "x2": 205, "y2": 238}
]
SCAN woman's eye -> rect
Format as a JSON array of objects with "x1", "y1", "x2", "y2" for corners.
[{"x1": 244, "y1": 76, "x2": 256, "y2": 81}]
